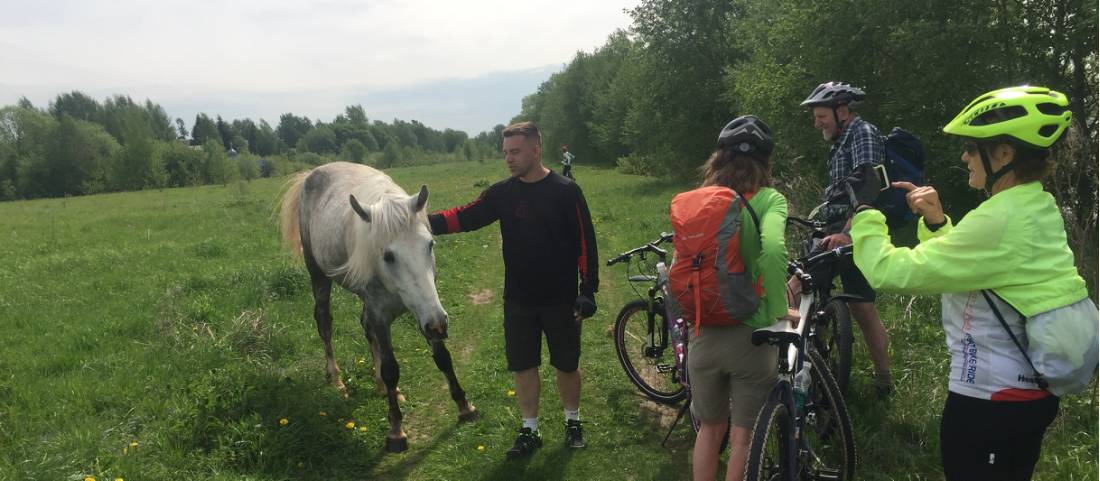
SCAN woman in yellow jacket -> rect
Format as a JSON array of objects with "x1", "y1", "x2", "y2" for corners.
[{"x1": 847, "y1": 86, "x2": 1096, "y2": 481}]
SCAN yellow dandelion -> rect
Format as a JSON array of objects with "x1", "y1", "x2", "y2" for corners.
[
  {"x1": 506, "y1": 389, "x2": 515, "y2": 397},
  {"x1": 319, "y1": 411, "x2": 327, "y2": 417},
  {"x1": 357, "y1": 357, "x2": 366, "y2": 364},
  {"x1": 477, "y1": 445, "x2": 486, "y2": 452},
  {"x1": 84, "y1": 477, "x2": 95, "y2": 481},
  {"x1": 358, "y1": 426, "x2": 367, "y2": 432},
  {"x1": 115, "y1": 478, "x2": 124, "y2": 481},
  {"x1": 279, "y1": 418, "x2": 289, "y2": 426},
  {"x1": 346, "y1": 421, "x2": 356, "y2": 429},
  {"x1": 129, "y1": 441, "x2": 138, "y2": 448}
]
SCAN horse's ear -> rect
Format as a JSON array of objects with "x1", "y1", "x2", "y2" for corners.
[
  {"x1": 349, "y1": 194, "x2": 371, "y2": 222},
  {"x1": 411, "y1": 185, "x2": 429, "y2": 213}
]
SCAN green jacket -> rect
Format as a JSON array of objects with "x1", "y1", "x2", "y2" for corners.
[
  {"x1": 741, "y1": 187, "x2": 789, "y2": 328},
  {"x1": 850, "y1": 181, "x2": 1088, "y2": 316}
]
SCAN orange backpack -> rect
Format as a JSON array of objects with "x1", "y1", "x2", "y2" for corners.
[{"x1": 668, "y1": 186, "x2": 762, "y2": 334}]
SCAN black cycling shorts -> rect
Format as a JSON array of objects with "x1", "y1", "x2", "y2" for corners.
[
  {"x1": 838, "y1": 253, "x2": 876, "y2": 302},
  {"x1": 503, "y1": 300, "x2": 580, "y2": 373},
  {"x1": 940, "y1": 391, "x2": 1059, "y2": 481}
]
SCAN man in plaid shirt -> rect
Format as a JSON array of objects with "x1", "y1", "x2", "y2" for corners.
[{"x1": 801, "y1": 81, "x2": 894, "y2": 398}]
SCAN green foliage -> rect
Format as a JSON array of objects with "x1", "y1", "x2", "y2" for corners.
[
  {"x1": 191, "y1": 113, "x2": 222, "y2": 147},
  {"x1": 299, "y1": 125, "x2": 338, "y2": 154},
  {"x1": 341, "y1": 139, "x2": 368, "y2": 163},
  {"x1": 515, "y1": 0, "x2": 1098, "y2": 292},
  {"x1": 276, "y1": 113, "x2": 313, "y2": 148},
  {"x1": 379, "y1": 142, "x2": 401, "y2": 168},
  {"x1": 162, "y1": 141, "x2": 205, "y2": 187}
]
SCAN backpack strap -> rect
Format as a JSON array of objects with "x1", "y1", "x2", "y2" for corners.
[
  {"x1": 737, "y1": 192, "x2": 761, "y2": 235},
  {"x1": 979, "y1": 290, "x2": 1049, "y2": 391}
]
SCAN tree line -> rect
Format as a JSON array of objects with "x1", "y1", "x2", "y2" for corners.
[
  {"x1": 515, "y1": 0, "x2": 1097, "y2": 289},
  {"x1": 0, "y1": 93, "x2": 503, "y2": 201}
]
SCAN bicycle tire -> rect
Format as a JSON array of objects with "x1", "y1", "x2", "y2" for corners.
[
  {"x1": 614, "y1": 299, "x2": 687, "y2": 404},
  {"x1": 745, "y1": 384, "x2": 796, "y2": 481},
  {"x1": 804, "y1": 348, "x2": 857, "y2": 481},
  {"x1": 813, "y1": 298, "x2": 853, "y2": 396}
]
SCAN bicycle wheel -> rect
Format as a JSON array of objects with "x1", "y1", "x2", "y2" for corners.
[
  {"x1": 614, "y1": 299, "x2": 686, "y2": 404},
  {"x1": 745, "y1": 385, "x2": 796, "y2": 481},
  {"x1": 812, "y1": 298, "x2": 853, "y2": 396},
  {"x1": 803, "y1": 348, "x2": 856, "y2": 481}
]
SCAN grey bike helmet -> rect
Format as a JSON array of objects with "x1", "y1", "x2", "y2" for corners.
[
  {"x1": 800, "y1": 82, "x2": 866, "y2": 108},
  {"x1": 717, "y1": 115, "x2": 774, "y2": 158}
]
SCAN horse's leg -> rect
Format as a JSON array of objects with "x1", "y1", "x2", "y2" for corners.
[
  {"x1": 428, "y1": 338, "x2": 479, "y2": 422},
  {"x1": 371, "y1": 320, "x2": 408, "y2": 452},
  {"x1": 362, "y1": 306, "x2": 404, "y2": 402},
  {"x1": 306, "y1": 254, "x2": 346, "y2": 396}
]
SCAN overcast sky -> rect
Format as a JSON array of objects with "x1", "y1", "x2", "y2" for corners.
[{"x1": 0, "y1": 0, "x2": 639, "y2": 134}]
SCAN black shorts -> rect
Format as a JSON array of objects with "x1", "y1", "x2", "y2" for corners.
[
  {"x1": 838, "y1": 253, "x2": 876, "y2": 302},
  {"x1": 503, "y1": 300, "x2": 580, "y2": 372},
  {"x1": 940, "y1": 391, "x2": 1059, "y2": 481}
]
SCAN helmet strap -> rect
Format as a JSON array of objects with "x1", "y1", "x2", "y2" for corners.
[
  {"x1": 830, "y1": 106, "x2": 843, "y2": 141},
  {"x1": 979, "y1": 145, "x2": 1015, "y2": 195}
]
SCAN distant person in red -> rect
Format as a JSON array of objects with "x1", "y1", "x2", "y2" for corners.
[
  {"x1": 560, "y1": 144, "x2": 575, "y2": 180},
  {"x1": 428, "y1": 122, "x2": 599, "y2": 459}
]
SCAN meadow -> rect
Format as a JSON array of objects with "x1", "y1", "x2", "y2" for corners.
[{"x1": 0, "y1": 159, "x2": 1095, "y2": 480}]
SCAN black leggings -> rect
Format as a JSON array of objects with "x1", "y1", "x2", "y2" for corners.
[{"x1": 940, "y1": 391, "x2": 1059, "y2": 481}]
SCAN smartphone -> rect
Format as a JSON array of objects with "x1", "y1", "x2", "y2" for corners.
[{"x1": 873, "y1": 163, "x2": 890, "y2": 191}]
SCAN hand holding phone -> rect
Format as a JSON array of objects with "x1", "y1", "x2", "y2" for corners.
[{"x1": 873, "y1": 164, "x2": 890, "y2": 191}]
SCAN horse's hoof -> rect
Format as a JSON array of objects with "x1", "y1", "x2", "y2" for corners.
[
  {"x1": 385, "y1": 436, "x2": 409, "y2": 453},
  {"x1": 458, "y1": 407, "x2": 480, "y2": 423}
]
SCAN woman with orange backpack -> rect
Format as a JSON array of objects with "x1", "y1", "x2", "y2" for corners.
[{"x1": 670, "y1": 116, "x2": 794, "y2": 481}]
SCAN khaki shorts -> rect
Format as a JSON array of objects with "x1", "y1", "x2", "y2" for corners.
[{"x1": 688, "y1": 324, "x2": 777, "y2": 427}]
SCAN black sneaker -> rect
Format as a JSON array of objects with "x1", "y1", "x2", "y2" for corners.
[
  {"x1": 506, "y1": 427, "x2": 542, "y2": 459},
  {"x1": 564, "y1": 419, "x2": 586, "y2": 449}
]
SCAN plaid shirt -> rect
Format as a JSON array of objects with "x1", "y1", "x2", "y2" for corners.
[{"x1": 824, "y1": 117, "x2": 884, "y2": 200}]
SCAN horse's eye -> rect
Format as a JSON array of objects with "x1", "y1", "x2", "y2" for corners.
[
  {"x1": 428, "y1": 240, "x2": 435, "y2": 251},
  {"x1": 383, "y1": 251, "x2": 395, "y2": 263}
]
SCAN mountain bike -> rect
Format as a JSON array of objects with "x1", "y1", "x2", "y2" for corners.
[
  {"x1": 745, "y1": 245, "x2": 857, "y2": 481},
  {"x1": 607, "y1": 232, "x2": 686, "y2": 404},
  {"x1": 608, "y1": 233, "x2": 727, "y2": 447},
  {"x1": 786, "y1": 213, "x2": 856, "y2": 396}
]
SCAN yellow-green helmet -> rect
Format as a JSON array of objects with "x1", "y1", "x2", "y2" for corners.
[{"x1": 943, "y1": 86, "x2": 1072, "y2": 148}]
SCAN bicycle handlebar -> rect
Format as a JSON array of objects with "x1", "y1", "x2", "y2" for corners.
[
  {"x1": 607, "y1": 232, "x2": 674, "y2": 266},
  {"x1": 786, "y1": 216, "x2": 827, "y2": 230},
  {"x1": 787, "y1": 244, "x2": 853, "y2": 277}
]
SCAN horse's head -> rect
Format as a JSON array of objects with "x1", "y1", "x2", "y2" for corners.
[{"x1": 349, "y1": 185, "x2": 449, "y2": 340}]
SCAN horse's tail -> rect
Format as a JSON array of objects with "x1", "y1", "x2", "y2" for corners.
[{"x1": 278, "y1": 170, "x2": 311, "y2": 259}]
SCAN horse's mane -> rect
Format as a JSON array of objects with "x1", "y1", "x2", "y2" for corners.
[{"x1": 331, "y1": 176, "x2": 428, "y2": 289}]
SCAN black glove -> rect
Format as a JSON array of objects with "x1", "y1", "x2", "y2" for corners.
[
  {"x1": 843, "y1": 163, "x2": 883, "y2": 211},
  {"x1": 574, "y1": 292, "x2": 597, "y2": 319}
]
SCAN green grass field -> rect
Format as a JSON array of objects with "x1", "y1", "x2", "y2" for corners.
[{"x1": 0, "y1": 160, "x2": 1095, "y2": 481}]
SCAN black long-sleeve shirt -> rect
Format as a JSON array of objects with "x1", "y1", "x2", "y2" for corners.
[{"x1": 428, "y1": 172, "x2": 599, "y2": 306}]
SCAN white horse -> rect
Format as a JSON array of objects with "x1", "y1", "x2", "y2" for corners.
[{"x1": 279, "y1": 162, "x2": 478, "y2": 452}]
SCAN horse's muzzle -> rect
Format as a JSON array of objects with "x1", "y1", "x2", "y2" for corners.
[{"x1": 423, "y1": 320, "x2": 449, "y2": 340}]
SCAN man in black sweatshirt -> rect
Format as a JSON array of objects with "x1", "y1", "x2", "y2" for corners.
[{"x1": 428, "y1": 121, "x2": 599, "y2": 458}]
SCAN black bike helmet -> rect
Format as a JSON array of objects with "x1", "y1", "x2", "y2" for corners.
[
  {"x1": 717, "y1": 115, "x2": 774, "y2": 157},
  {"x1": 800, "y1": 81, "x2": 866, "y2": 108}
]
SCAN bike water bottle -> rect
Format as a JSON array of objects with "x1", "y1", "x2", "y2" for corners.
[{"x1": 793, "y1": 361, "x2": 812, "y2": 411}]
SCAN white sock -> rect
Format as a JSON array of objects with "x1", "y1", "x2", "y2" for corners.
[
  {"x1": 564, "y1": 409, "x2": 580, "y2": 422},
  {"x1": 522, "y1": 417, "x2": 538, "y2": 432}
]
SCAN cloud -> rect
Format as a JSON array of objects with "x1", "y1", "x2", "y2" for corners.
[{"x1": 0, "y1": 0, "x2": 638, "y2": 131}]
